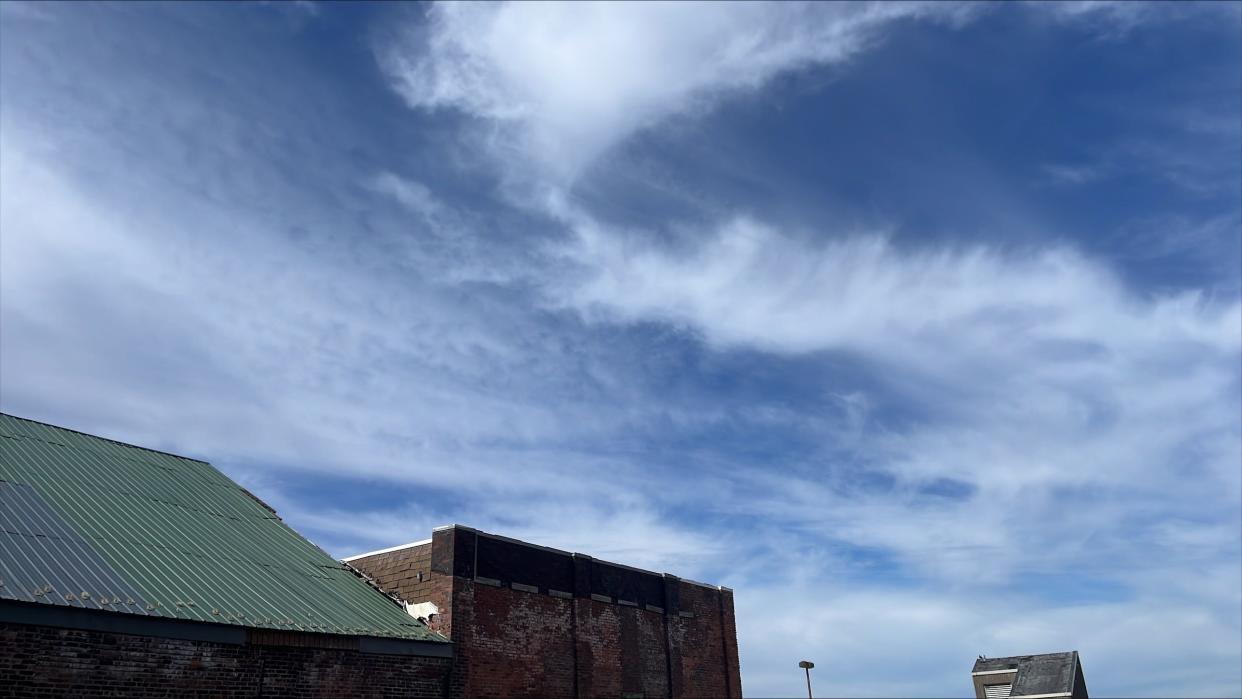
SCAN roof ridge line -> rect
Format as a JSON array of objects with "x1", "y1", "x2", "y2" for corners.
[{"x1": 0, "y1": 412, "x2": 212, "y2": 465}]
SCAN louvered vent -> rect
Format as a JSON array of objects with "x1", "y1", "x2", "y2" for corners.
[{"x1": 983, "y1": 684, "x2": 1012, "y2": 699}]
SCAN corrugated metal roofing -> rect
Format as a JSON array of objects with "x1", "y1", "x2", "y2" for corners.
[{"x1": 0, "y1": 413, "x2": 445, "y2": 643}]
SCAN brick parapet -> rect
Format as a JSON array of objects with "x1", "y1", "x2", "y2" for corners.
[
  {"x1": 348, "y1": 525, "x2": 742, "y2": 698},
  {"x1": 349, "y1": 541, "x2": 434, "y2": 606}
]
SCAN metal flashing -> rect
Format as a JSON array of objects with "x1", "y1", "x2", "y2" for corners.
[
  {"x1": 0, "y1": 599, "x2": 246, "y2": 645},
  {"x1": 476, "y1": 526, "x2": 577, "y2": 557},
  {"x1": 679, "y1": 577, "x2": 728, "y2": 591},
  {"x1": 341, "y1": 539, "x2": 433, "y2": 562},
  {"x1": 358, "y1": 636, "x2": 454, "y2": 658}
]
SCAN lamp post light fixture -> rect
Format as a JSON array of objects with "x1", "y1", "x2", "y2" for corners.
[{"x1": 798, "y1": 660, "x2": 815, "y2": 699}]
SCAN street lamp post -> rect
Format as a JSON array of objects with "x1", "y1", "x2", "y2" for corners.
[{"x1": 798, "y1": 660, "x2": 815, "y2": 699}]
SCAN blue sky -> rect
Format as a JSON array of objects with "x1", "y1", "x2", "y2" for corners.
[{"x1": 1, "y1": 2, "x2": 1239, "y2": 696}]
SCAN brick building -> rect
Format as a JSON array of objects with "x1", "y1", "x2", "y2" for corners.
[
  {"x1": 346, "y1": 525, "x2": 743, "y2": 699},
  {"x1": 1, "y1": 413, "x2": 742, "y2": 698},
  {"x1": 0, "y1": 414, "x2": 452, "y2": 698}
]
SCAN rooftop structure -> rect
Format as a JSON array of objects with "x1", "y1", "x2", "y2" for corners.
[
  {"x1": 971, "y1": 651, "x2": 1088, "y2": 699},
  {"x1": 346, "y1": 523, "x2": 743, "y2": 698}
]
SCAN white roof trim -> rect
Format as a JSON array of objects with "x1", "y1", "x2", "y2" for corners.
[
  {"x1": 341, "y1": 538, "x2": 433, "y2": 562},
  {"x1": 1007, "y1": 693, "x2": 1070, "y2": 699},
  {"x1": 973, "y1": 669, "x2": 1019, "y2": 676}
]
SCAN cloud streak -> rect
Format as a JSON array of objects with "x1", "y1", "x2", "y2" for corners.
[
  {"x1": 378, "y1": 4, "x2": 1241, "y2": 693},
  {"x1": 2, "y1": 3, "x2": 1238, "y2": 696},
  {"x1": 381, "y1": 1, "x2": 974, "y2": 181}
]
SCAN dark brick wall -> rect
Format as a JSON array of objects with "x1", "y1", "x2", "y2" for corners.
[
  {"x1": 719, "y1": 589, "x2": 743, "y2": 699},
  {"x1": 350, "y1": 526, "x2": 742, "y2": 699},
  {"x1": 0, "y1": 622, "x2": 450, "y2": 698}
]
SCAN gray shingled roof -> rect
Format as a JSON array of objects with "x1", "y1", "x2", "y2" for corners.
[{"x1": 974, "y1": 651, "x2": 1086, "y2": 697}]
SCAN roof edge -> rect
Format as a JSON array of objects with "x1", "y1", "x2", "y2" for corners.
[
  {"x1": 0, "y1": 600, "x2": 452, "y2": 656},
  {"x1": 342, "y1": 538, "x2": 434, "y2": 562},
  {"x1": 0, "y1": 412, "x2": 211, "y2": 465},
  {"x1": 432, "y1": 523, "x2": 732, "y2": 592},
  {"x1": 2, "y1": 412, "x2": 280, "y2": 517}
]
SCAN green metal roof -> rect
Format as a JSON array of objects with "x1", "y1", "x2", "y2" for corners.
[{"x1": 0, "y1": 413, "x2": 445, "y2": 643}]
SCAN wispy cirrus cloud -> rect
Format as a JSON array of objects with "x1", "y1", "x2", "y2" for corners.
[
  {"x1": 549, "y1": 209, "x2": 1241, "y2": 585},
  {"x1": 379, "y1": 1, "x2": 1235, "y2": 187},
  {"x1": 377, "y1": 3, "x2": 1241, "y2": 695},
  {"x1": 380, "y1": 1, "x2": 976, "y2": 181},
  {"x1": 3, "y1": 2, "x2": 1239, "y2": 697}
]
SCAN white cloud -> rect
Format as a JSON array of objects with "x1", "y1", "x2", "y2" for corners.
[
  {"x1": 380, "y1": 1, "x2": 1219, "y2": 185},
  {"x1": 557, "y1": 214, "x2": 1240, "y2": 359},
  {"x1": 289, "y1": 496, "x2": 724, "y2": 574},
  {"x1": 548, "y1": 210, "x2": 1241, "y2": 580},
  {"x1": 1032, "y1": 0, "x2": 1241, "y2": 39},
  {"x1": 380, "y1": 1, "x2": 974, "y2": 181},
  {"x1": 4, "y1": 4, "x2": 1239, "y2": 696},
  {"x1": 0, "y1": 108, "x2": 730, "y2": 561},
  {"x1": 367, "y1": 171, "x2": 446, "y2": 222},
  {"x1": 1042, "y1": 163, "x2": 1104, "y2": 186},
  {"x1": 0, "y1": 123, "x2": 563, "y2": 475},
  {"x1": 1035, "y1": 0, "x2": 1156, "y2": 34}
]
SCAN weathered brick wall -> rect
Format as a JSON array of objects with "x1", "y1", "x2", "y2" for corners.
[
  {"x1": 671, "y1": 581, "x2": 736, "y2": 699},
  {"x1": 465, "y1": 582, "x2": 575, "y2": 698},
  {"x1": 574, "y1": 598, "x2": 672, "y2": 699},
  {"x1": 350, "y1": 541, "x2": 434, "y2": 605},
  {"x1": 631, "y1": 604, "x2": 672, "y2": 698},
  {"x1": 349, "y1": 526, "x2": 742, "y2": 699},
  {"x1": 0, "y1": 622, "x2": 451, "y2": 698},
  {"x1": 719, "y1": 588, "x2": 743, "y2": 699},
  {"x1": 573, "y1": 597, "x2": 620, "y2": 699}
]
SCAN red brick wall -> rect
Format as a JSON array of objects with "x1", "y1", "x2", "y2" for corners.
[
  {"x1": 349, "y1": 527, "x2": 742, "y2": 699},
  {"x1": 573, "y1": 597, "x2": 620, "y2": 699},
  {"x1": 630, "y1": 604, "x2": 673, "y2": 698},
  {"x1": 0, "y1": 621, "x2": 451, "y2": 698},
  {"x1": 573, "y1": 598, "x2": 672, "y2": 699},
  {"x1": 671, "y1": 581, "x2": 739, "y2": 699},
  {"x1": 466, "y1": 582, "x2": 575, "y2": 698}
]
